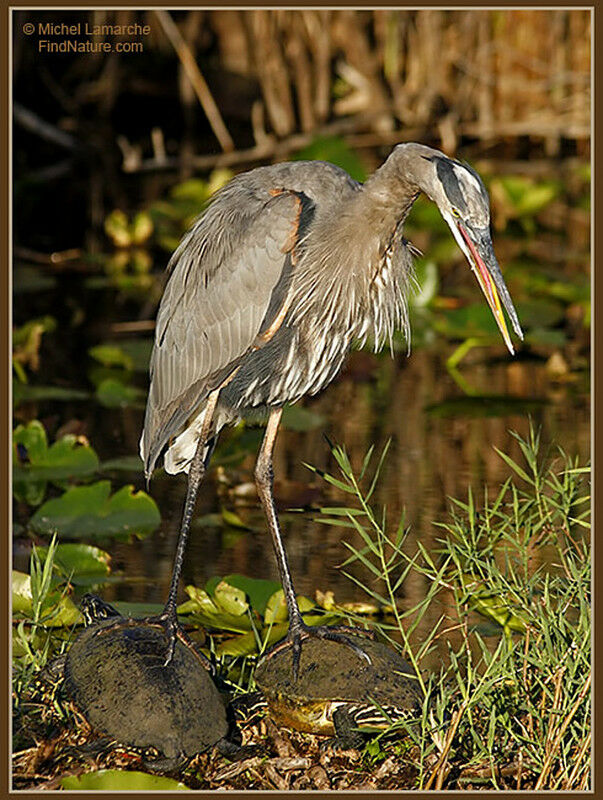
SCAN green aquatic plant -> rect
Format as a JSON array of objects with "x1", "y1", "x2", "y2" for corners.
[
  {"x1": 30, "y1": 481, "x2": 160, "y2": 542},
  {"x1": 13, "y1": 421, "x2": 99, "y2": 507},
  {"x1": 311, "y1": 426, "x2": 590, "y2": 789},
  {"x1": 12, "y1": 316, "x2": 57, "y2": 383}
]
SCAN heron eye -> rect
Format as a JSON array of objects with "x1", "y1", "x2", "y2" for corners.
[{"x1": 451, "y1": 207, "x2": 461, "y2": 218}]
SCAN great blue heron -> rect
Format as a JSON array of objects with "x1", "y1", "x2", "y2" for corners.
[{"x1": 140, "y1": 142, "x2": 523, "y2": 669}]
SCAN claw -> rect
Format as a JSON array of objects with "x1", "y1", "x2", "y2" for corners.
[
  {"x1": 275, "y1": 621, "x2": 374, "y2": 681},
  {"x1": 162, "y1": 623, "x2": 177, "y2": 667},
  {"x1": 144, "y1": 607, "x2": 214, "y2": 674},
  {"x1": 143, "y1": 608, "x2": 179, "y2": 667}
]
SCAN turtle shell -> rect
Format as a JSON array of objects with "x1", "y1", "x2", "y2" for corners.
[
  {"x1": 254, "y1": 636, "x2": 423, "y2": 735},
  {"x1": 64, "y1": 617, "x2": 228, "y2": 760}
]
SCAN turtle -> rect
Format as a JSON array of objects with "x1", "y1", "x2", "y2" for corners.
[
  {"x1": 253, "y1": 634, "x2": 425, "y2": 749},
  {"x1": 33, "y1": 594, "x2": 250, "y2": 770}
]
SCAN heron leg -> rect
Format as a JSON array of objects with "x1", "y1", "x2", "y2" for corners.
[
  {"x1": 152, "y1": 390, "x2": 220, "y2": 668},
  {"x1": 255, "y1": 407, "x2": 302, "y2": 629},
  {"x1": 255, "y1": 408, "x2": 373, "y2": 680}
]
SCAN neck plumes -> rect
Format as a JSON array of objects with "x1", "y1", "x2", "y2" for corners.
[{"x1": 291, "y1": 158, "x2": 422, "y2": 353}]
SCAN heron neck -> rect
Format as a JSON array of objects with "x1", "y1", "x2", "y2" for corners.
[{"x1": 355, "y1": 159, "x2": 421, "y2": 241}]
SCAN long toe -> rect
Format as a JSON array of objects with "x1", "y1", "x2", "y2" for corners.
[
  {"x1": 309, "y1": 625, "x2": 374, "y2": 665},
  {"x1": 280, "y1": 622, "x2": 374, "y2": 679},
  {"x1": 163, "y1": 630, "x2": 177, "y2": 668},
  {"x1": 145, "y1": 610, "x2": 214, "y2": 672}
]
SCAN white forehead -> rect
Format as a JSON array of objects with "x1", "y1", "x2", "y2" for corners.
[{"x1": 453, "y1": 163, "x2": 483, "y2": 198}]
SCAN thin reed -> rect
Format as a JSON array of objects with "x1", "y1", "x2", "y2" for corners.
[{"x1": 312, "y1": 424, "x2": 590, "y2": 789}]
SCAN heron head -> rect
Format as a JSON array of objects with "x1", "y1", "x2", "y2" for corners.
[{"x1": 405, "y1": 146, "x2": 524, "y2": 354}]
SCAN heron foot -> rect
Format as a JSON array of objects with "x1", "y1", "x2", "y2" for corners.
[
  {"x1": 268, "y1": 620, "x2": 374, "y2": 682},
  {"x1": 145, "y1": 607, "x2": 214, "y2": 674}
]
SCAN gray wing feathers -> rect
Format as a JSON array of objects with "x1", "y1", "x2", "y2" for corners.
[{"x1": 141, "y1": 190, "x2": 300, "y2": 476}]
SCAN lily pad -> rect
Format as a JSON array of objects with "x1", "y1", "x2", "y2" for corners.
[
  {"x1": 37, "y1": 543, "x2": 111, "y2": 585},
  {"x1": 95, "y1": 377, "x2": 145, "y2": 408},
  {"x1": 178, "y1": 585, "x2": 252, "y2": 633},
  {"x1": 61, "y1": 770, "x2": 188, "y2": 791},
  {"x1": 216, "y1": 612, "x2": 342, "y2": 657},
  {"x1": 265, "y1": 589, "x2": 315, "y2": 624},
  {"x1": 30, "y1": 481, "x2": 160, "y2": 542},
  {"x1": 13, "y1": 421, "x2": 99, "y2": 506},
  {"x1": 12, "y1": 570, "x2": 36, "y2": 616},
  {"x1": 213, "y1": 580, "x2": 249, "y2": 616},
  {"x1": 218, "y1": 623, "x2": 289, "y2": 657},
  {"x1": 265, "y1": 589, "x2": 289, "y2": 624},
  {"x1": 206, "y1": 574, "x2": 282, "y2": 616}
]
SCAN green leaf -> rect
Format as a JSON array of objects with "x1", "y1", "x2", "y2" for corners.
[
  {"x1": 435, "y1": 303, "x2": 506, "y2": 340},
  {"x1": 13, "y1": 421, "x2": 99, "y2": 506},
  {"x1": 170, "y1": 178, "x2": 211, "y2": 203},
  {"x1": 179, "y1": 585, "x2": 252, "y2": 633},
  {"x1": 12, "y1": 570, "x2": 82, "y2": 626},
  {"x1": 37, "y1": 543, "x2": 111, "y2": 584},
  {"x1": 217, "y1": 623, "x2": 289, "y2": 657},
  {"x1": 516, "y1": 183, "x2": 559, "y2": 216},
  {"x1": 30, "y1": 481, "x2": 160, "y2": 541},
  {"x1": 99, "y1": 455, "x2": 144, "y2": 472},
  {"x1": 13, "y1": 384, "x2": 90, "y2": 404},
  {"x1": 514, "y1": 298, "x2": 565, "y2": 330},
  {"x1": 61, "y1": 770, "x2": 188, "y2": 791},
  {"x1": 104, "y1": 209, "x2": 132, "y2": 247},
  {"x1": 180, "y1": 585, "x2": 219, "y2": 615},
  {"x1": 95, "y1": 338, "x2": 152, "y2": 372},
  {"x1": 96, "y1": 378, "x2": 145, "y2": 408},
  {"x1": 130, "y1": 211, "x2": 154, "y2": 245},
  {"x1": 89, "y1": 344, "x2": 134, "y2": 370},
  {"x1": 265, "y1": 589, "x2": 288, "y2": 624},
  {"x1": 459, "y1": 573, "x2": 527, "y2": 635},
  {"x1": 221, "y1": 508, "x2": 251, "y2": 530},
  {"x1": 493, "y1": 448, "x2": 533, "y2": 484},
  {"x1": 264, "y1": 590, "x2": 315, "y2": 624},
  {"x1": 216, "y1": 613, "x2": 338, "y2": 657},
  {"x1": 492, "y1": 176, "x2": 560, "y2": 218},
  {"x1": 13, "y1": 419, "x2": 47, "y2": 461},
  {"x1": 12, "y1": 571, "x2": 34, "y2": 615},
  {"x1": 293, "y1": 136, "x2": 367, "y2": 182},
  {"x1": 211, "y1": 575, "x2": 282, "y2": 616},
  {"x1": 213, "y1": 580, "x2": 249, "y2": 616},
  {"x1": 104, "y1": 601, "x2": 163, "y2": 618}
]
